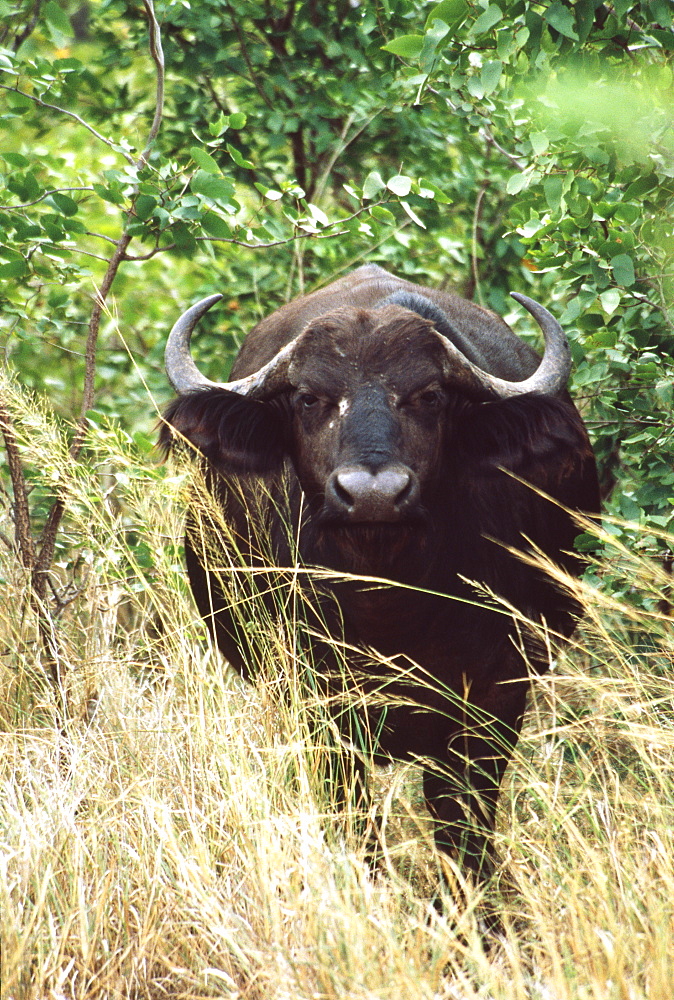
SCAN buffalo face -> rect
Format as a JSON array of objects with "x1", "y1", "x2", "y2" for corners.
[{"x1": 285, "y1": 307, "x2": 454, "y2": 527}]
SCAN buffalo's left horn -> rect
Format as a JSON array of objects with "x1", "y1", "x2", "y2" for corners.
[
  {"x1": 165, "y1": 294, "x2": 296, "y2": 397},
  {"x1": 435, "y1": 293, "x2": 572, "y2": 400}
]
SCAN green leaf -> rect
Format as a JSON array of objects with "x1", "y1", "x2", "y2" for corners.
[
  {"x1": 575, "y1": 0, "x2": 596, "y2": 43},
  {"x1": 624, "y1": 173, "x2": 658, "y2": 200},
  {"x1": 171, "y1": 221, "x2": 197, "y2": 253},
  {"x1": 544, "y1": 174, "x2": 563, "y2": 212},
  {"x1": 1, "y1": 152, "x2": 29, "y2": 167},
  {"x1": 93, "y1": 183, "x2": 124, "y2": 206},
  {"x1": 134, "y1": 194, "x2": 157, "y2": 221},
  {"x1": 228, "y1": 113, "x2": 247, "y2": 130},
  {"x1": 506, "y1": 171, "x2": 531, "y2": 195},
  {"x1": 190, "y1": 170, "x2": 236, "y2": 203},
  {"x1": 420, "y1": 19, "x2": 451, "y2": 72},
  {"x1": 48, "y1": 192, "x2": 79, "y2": 216},
  {"x1": 5, "y1": 90, "x2": 31, "y2": 112},
  {"x1": 387, "y1": 175, "x2": 413, "y2": 197},
  {"x1": 401, "y1": 201, "x2": 426, "y2": 228},
  {"x1": 613, "y1": 203, "x2": 640, "y2": 225},
  {"x1": 481, "y1": 60, "x2": 502, "y2": 95},
  {"x1": 44, "y1": 1, "x2": 73, "y2": 37},
  {"x1": 306, "y1": 203, "x2": 329, "y2": 227},
  {"x1": 362, "y1": 171, "x2": 385, "y2": 200},
  {"x1": 611, "y1": 253, "x2": 635, "y2": 287},
  {"x1": 370, "y1": 205, "x2": 396, "y2": 224},
  {"x1": 600, "y1": 288, "x2": 621, "y2": 315},
  {"x1": 426, "y1": 0, "x2": 468, "y2": 30},
  {"x1": 0, "y1": 259, "x2": 28, "y2": 279},
  {"x1": 208, "y1": 113, "x2": 230, "y2": 138},
  {"x1": 417, "y1": 178, "x2": 452, "y2": 204},
  {"x1": 226, "y1": 144, "x2": 254, "y2": 169},
  {"x1": 655, "y1": 379, "x2": 673, "y2": 409},
  {"x1": 201, "y1": 213, "x2": 233, "y2": 239},
  {"x1": 471, "y1": 4, "x2": 503, "y2": 36},
  {"x1": 530, "y1": 132, "x2": 549, "y2": 156},
  {"x1": 381, "y1": 34, "x2": 424, "y2": 60},
  {"x1": 650, "y1": 28, "x2": 674, "y2": 50},
  {"x1": 190, "y1": 147, "x2": 220, "y2": 174},
  {"x1": 543, "y1": 1, "x2": 579, "y2": 39}
]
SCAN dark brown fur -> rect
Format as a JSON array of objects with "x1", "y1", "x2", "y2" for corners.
[{"x1": 162, "y1": 265, "x2": 600, "y2": 909}]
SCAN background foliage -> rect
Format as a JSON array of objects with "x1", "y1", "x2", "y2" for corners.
[
  {"x1": 1, "y1": 0, "x2": 673, "y2": 650},
  {"x1": 1, "y1": 4, "x2": 674, "y2": 996}
]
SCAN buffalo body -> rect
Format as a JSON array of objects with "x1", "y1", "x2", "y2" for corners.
[{"x1": 162, "y1": 264, "x2": 599, "y2": 890}]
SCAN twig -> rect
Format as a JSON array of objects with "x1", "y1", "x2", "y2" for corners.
[
  {"x1": 0, "y1": 83, "x2": 136, "y2": 165},
  {"x1": 480, "y1": 126, "x2": 526, "y2": 169},
  {"x1": 85, "y1": 231, "x2": 119, "y2": 245},
  {"x1": 121, "y1": 201, "x2": 381, "y2": 259},
  {"x1": 225, "y1": 1, "x2": 275, "y2": 110},
  {"x1": 0, "y1": 187, "x2": 94, "y2": 211},
  {"x1": 313, "y1": 113, "x2": 380, "y2": 205},
  {"x1": 137, "y1": 0, "x2": 165, "y2": 170},
  {"x1": 0, "y1": 395, "x2": 36, "y2": 570},
  {"x1": 10, "y1": 0, "x2": 41, "y2": 52},
  {"x1": 68, "y1": 0, "x2": 165, "y2": 458},
  {"x1": 0, "y1": 391, "x2": 63, "y2": 692}
]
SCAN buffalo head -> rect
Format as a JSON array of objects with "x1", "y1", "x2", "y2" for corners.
[{"x1": 163, "y1": 287, "x2": 572, "y2": 536}]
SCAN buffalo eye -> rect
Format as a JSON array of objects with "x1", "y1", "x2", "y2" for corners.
[
  {"x1": 419, "y1": 389, "x2": 443, "y2": 407},
  {"x1": 297, "y1": 391, "x2": 320, "y2": 410},
  {"x1": 408, "y1": 386, "x2": 445, "y2": 410}
]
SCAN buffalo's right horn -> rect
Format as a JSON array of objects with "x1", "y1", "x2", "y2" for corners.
[
  {"x1": 165, "y1": 294, "x2": 296, "y2": 398},
  {"x1": 434, "y1": 293, "x2": 572, "y2": 400}
]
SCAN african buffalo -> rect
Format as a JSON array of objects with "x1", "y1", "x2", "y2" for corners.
[{"x1": 161, "y1": 263, "x2": 599, "y2": 901}]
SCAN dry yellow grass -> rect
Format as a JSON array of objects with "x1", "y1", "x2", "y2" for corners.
[{"x1": 1, "y1": 380, "x2": 673, "y2": 999}]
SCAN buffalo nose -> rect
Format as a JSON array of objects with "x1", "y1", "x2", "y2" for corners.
[{"x1": 326, "y1": 464, "x2": 419, "y2": 521}]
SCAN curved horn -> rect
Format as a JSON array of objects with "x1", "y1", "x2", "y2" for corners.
[
  {"x1": 434, "y1": 293, "x2": 572, "y2": 400},
  {"x1": 165, "y1": 294, "x2": 297, "y2": 398}
]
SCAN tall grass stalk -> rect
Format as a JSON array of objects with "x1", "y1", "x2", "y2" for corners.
[{"x1": 1, "y1": 380, "x2": 672, "y2": 998}]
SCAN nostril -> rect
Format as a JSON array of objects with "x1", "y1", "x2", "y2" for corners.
[
  {"x1": 332, "y1": 473, "x2": 356, "y2": 509},
  {"x1": 396, "y1": 477, "x2": 413, "y2": 507},
  {"x1": 375, "y1": 468, "x2": 412, "y2": 507}
]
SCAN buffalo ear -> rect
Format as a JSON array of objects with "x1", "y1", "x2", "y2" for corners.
[
  {"x1": 160, "y1": 388, "x2": 288, "y2": 474},
  {"x1": 461, "y1": 395, "x2": 597, "y2": 499}
]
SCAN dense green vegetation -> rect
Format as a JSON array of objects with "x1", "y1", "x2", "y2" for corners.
[
  {"x1": 1, "y1": 0, "x2": 673, "y2": 592},
  {"x1": 1, "y1": 2, "x2": 673, "y2": 996}
]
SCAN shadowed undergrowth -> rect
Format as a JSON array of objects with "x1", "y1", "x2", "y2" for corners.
[{"x1": 1, "y1": 384, "x2": 673, "y2": 999}]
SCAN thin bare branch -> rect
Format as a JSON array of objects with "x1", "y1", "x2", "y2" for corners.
[
  {"x1": 0, "y1": 394, "x2": 36, "y2": 570},
  {"x1": 137, "y1": 0, "x2": 165, "y2": 171},
  {"x1": 122, "y1": 201, "x2": 382, "y2": 259},
  {"x1": 0, "y1": 83, "x2": 136, "y2": 165},
  {"x1": 225, "y1": 1, "x2": 275, "y2": 110},
  {"x1": 480, "y1": 126, "x2": 526, "y2": 169},
  {"x1": 0, "y1": 187, "x2": 95, "y2": 211}
]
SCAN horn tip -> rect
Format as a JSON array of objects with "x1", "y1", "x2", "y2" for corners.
[{"x1": 202, "y1": 293, "x2": 224, "y2": 308}]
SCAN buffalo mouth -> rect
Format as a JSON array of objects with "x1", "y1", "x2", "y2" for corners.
[{"x1": 312, "y1": 510, "x2": 430, "y2": 575}]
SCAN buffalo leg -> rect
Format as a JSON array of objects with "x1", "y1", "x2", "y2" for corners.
[{"x1": 423, "y1": 684, "x2": 527, "y2": 885}]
